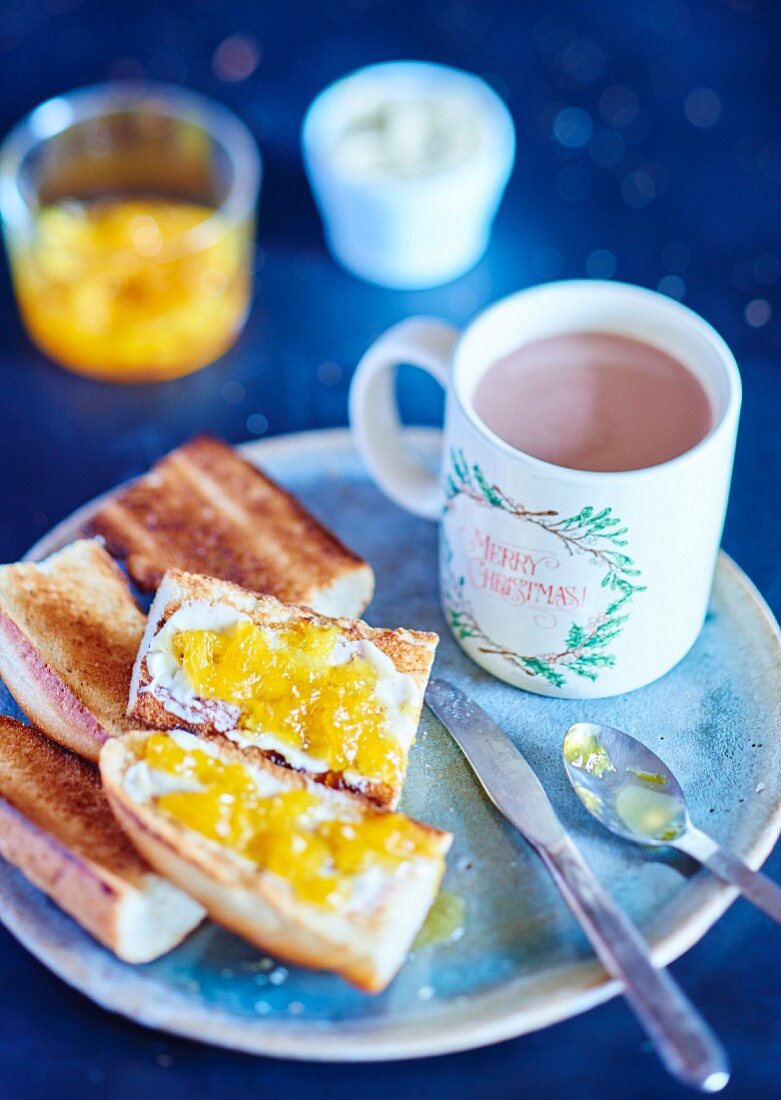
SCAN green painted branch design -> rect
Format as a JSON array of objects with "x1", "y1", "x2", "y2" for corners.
[{"x1": 443, "y1": 449, "x2": 646, "y2": 687}]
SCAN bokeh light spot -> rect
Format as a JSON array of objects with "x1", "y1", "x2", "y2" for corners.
[
  {"x1": 745, "y1": 299, "x2": 772, "y2": 327},
  {"x1": 657, "y1": 274, "x2": 686, "y2": 299},
  {"x1": 213, "y1": 34, "x2": 260, "y2": 82},
  {"x1": 317, "y1": 361, "x2": 342, "y2": 386},
  {"x1": 684, "y1": 87, "x2": 722, "y2": 128},
  {"x1": 533, "y1": 14, "x2": 576, "y2": 58},
  {"x1": 557, "y1": 38, "x2": 605, "y2": 86},
  {"x1": 599, "y1": 85, "x2": 639, "y2": 128},
  {"x1": 758, "y1": 143, "x2": 781, "y2": 181},
  {"x1": 586, "y1": 249, "x2": 617, "y2": 278},
  {"x1": 553, "y1": 107, "x2": 593, "y2": 148},
  {"x1": 622, "y1": 170, "x2": 655, "y2": 207},
  {"x1": 221, "y1": 381, "x2": 245, "y2": 405}
]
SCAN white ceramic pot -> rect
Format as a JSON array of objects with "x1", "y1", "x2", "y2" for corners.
[
  {"x1": 349, "y1": 280, "x2": 742, "y2": 698},
  {"x1": 301, "y1": 61, "x2": 516, "y2": 289}
]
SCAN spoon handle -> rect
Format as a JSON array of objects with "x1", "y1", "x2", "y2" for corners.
[
  {"x1": 541, "y1": 834, "x2": 729, "y2": 1093},
  {"x1": 678, "y1": 827, "x2": 781, "y2": 923}
]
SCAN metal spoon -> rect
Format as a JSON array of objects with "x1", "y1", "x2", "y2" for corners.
[{"x1": 563, "y1": 722, "x2": 781, "y2": 923}]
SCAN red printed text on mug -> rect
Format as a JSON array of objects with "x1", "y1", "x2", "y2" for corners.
[{"x1": 463, "y1": 527, "x2": 588, "y2": 612}]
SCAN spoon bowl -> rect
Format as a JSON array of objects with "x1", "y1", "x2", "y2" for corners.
[
  {"x1": 563, "y1": 720, "x2": 781, "y2": 927},
  {"x1": 563, "y1": 722, "x2": 688, "y2": 845}
]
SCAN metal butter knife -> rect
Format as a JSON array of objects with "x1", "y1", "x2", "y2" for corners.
[{"x1": 425, "y1": 679, "x2": 729, "y2": 1093}]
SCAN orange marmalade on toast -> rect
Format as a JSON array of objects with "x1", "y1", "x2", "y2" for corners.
[
  {"x1": 168, "y1": 618, "x2": 418, "y2": 791},
  {"x1": 138, "y1": 734, "x2": 442, "y2": 908}
]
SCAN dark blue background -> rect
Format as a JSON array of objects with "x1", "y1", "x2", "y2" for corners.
[{"x1": 0, "y1": 1, "x2": 779, "y2": 1097}]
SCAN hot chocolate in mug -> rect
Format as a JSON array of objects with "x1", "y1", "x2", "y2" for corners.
[{"x1": 349, "y1": 280, "x2": 741, "y2": 698}]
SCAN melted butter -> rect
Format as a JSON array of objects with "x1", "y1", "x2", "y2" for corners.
[
  {"x1": 141, "y1": 734, "x2": 441, "y2": 908},
  {"x1": 172, "y1": 620, "x2": 407, "y2": 786}
]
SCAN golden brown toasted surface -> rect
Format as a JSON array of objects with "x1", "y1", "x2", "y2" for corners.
[
  {"x1": 85, "y1": 435, "x2": 372, "y2": 604},
  {"x1": 0, "y1": 540, "x2": 145, "y2": 741},
  {"x1": 0, "y1": 716, "x2": 149, "y2": 886}
]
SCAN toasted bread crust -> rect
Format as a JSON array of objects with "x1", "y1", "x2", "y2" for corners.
[
  {"x1": 0, "y1": 794, "x2": 127, "y2": 950},
  {"x1": 0, "y1": 716, "x2": 148, "y2": 881},
  {"x1": 0, "y1": 541, "x2": 145, "y2": 761},
  {"x1": 0, "y1": 609, "x2": 109, "y2": 761},
  {"x1": 0, "y1": 717, "x2": 203, "y2": 961},
  {"x1": 101, "y1": 732, "x2": 451, "y2": 991},
  {"x1": 85, "y1": 435, "x2": 375, "y2": 615},
  {"x1": 128, "y1": 570, "x2": 439, "y2": 808}
]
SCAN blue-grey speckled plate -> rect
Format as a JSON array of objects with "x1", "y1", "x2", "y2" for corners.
[{"x1": 1, "y1": 429, "x2": 780, "y2": 1061}]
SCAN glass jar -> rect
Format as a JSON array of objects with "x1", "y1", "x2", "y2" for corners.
[{"x1": 0, "y1": 82, "x2": 261, "y2": 382}]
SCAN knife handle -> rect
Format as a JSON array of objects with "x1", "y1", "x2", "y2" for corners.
[{"x1": 540, "y1": 836, "x2": 729, "y2": 1093}]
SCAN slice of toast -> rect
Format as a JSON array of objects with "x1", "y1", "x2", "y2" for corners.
[
  {"x1": 101, "y1": 729, "x2": 451, "y2": 992},
  {"x1": 84, "y1": 435, "x2": 375, "y2": 617},
  {"x1": 0, "y1": 716, "x2": 204, "y2": 962},
  {"x1": 128, "y1": 569, "x2": 438, "y2": 809},
  {"x1": 0, "y1": 540, "x2": 146, "y2": 762}
]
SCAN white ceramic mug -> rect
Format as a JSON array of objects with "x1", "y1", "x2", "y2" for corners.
[{"x1": 349, "y1": 280, "x2": 742, "y2": 698}]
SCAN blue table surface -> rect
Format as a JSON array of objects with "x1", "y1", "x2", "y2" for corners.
[{"x1": 0, "y1": 1, "x2": 779, "y2": 1097}]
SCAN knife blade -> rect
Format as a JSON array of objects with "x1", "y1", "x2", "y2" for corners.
[
  {"x1": 425, "y1": 677, "x2": 566, "y2": 849},
  {"x1": 425, "y1": 678, "x2": 729, "y2": 1093}
]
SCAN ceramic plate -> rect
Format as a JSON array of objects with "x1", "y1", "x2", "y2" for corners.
[{"x1": 1, "y1": 429, "x2": 780, "y2": 1062}]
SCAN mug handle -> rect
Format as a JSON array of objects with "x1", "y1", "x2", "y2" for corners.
[{"x1": 349, "y1": 317, "x2": 460, "y2": 519}]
